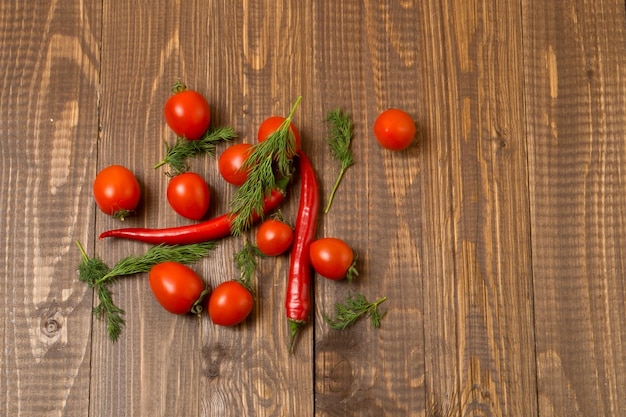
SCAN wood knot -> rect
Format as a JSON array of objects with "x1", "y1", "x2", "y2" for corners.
[
  {"x1": 585, "y1": 62, "x2": 595, "y2": 80},
  {"x1": 315, "y1": 348, "x2": 354, "y2": 399},
  {"x1": 42, "y1": 314, "x2": 62, "y2": 338},
  {"x1": 202, "y1": 343, "x2": 228, "y2": 379}
]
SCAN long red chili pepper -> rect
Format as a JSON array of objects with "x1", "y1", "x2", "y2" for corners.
[
  {"x1": 286, "y1": 150, "x2": 319, "y2": 353},
  {"x1": 98, "y1": 189, "x2": 285, "y2": 245}
]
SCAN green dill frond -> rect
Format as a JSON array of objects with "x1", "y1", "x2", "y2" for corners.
[
  {"x1": 229, "y1": 97, "x2": 302, "y2": 235},
  {"x1": 154, "y1": 126, "x2": 237, "y2": 175},
  {"x1": 324, "y1": 293, "x2": 387, "y2": 330},
  {"x1": 234, "y1": 240, "x2": 264, "y2": 290},
  {"x1": 76, "y1": 241, "x2": 217, "y2": 342},
  {"x1": 324, "y1": 108, "x2": 355, "y2": 213}
]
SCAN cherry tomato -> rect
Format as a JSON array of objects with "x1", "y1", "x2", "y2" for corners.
[
  {"x1": 164, "y1": 88, "x2": 211, "y2": 140},
  {"x1": 373, "y1": 108, "x2": 416, "y2": 151},
  {"x1": 218, "y1": 143, "x2": 253, "y2": 186},
  {"x1": 149, "y1": 262, "x2": 207, "y2": 315},
  {"x1": 257, "y1": 116, "x2": 301, "y2": 156},
  {"x1": 166, "y1": 172, "x2": 211, "y2": 220},
  {"x1": 93, "y1": 165, "x2": 141, "y2": 220},
  {"x1": 256, "y1": 219, "x2": 294, "y2": 256},
  {"x1": 309, "y1": 237, "x2": 357, "y2": 281},
  {"x1": 208, "y1": 281, "x2": 254, "y2": 326}
]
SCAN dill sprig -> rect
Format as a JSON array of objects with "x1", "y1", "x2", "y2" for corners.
[
  {"x1": 234, "y1": 239, "x2": 264, "y2": 290},
  {"x1": 75, "y1": 241, "x2": 217, "y2": 341},
  {"x1": 94, "y1": 241, "x2": 217, "y2": 285},
  {"x1": 229, "y1": 96, "x2": 302, "y2": 235},
  {"x1": 324, "y1": 108, "x2": 355, "y2": 213},
  {"x1": 324, "y1": 293, "x2": 387, "y2": 330},
  {"x1": 154, "y1": 126, "x2": 237, "y2": 175},
  {"x1": 92, "y1": 285, "x2": 125, "y2": 341}
]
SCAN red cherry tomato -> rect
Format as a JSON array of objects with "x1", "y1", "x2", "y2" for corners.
[
  {"x1": 257, "y1": 116, "x2": 301, "y2": 156},
  {"x1": 164, "y1": 89, "x2": 211, "y2": 140},
  {"x1": 208, "y1": 281, "x2": 254, "y2": 326},
  {"x1": 218, "y1": 143, "x2": 253, "y2": 186},
  {"x1": 256, "y1": 219, "x2": 294, "y2": 256},
  {"x1": 149, "y1": 262, "x2": 206, "y2": 315},
  {"x1": 93, "y1": 165, "x2": 141, "y2": 220},
  {"x1": 166, "y1": 172, "x2": 211, "y2": 220},
  {"x1": 373, "y1": 108, "x2": 416, "y2": 151},
  {"x1": 309, "y1": 237, "x2": 357, "y2": 281}
]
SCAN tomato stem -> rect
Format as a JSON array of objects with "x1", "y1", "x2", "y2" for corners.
[
  {"x1": 171, "y1": 79, "x2": 187, "y2": 94},
  {"x1": 190, "y1": 287, "x2": 212, "y2": 316},
  {"x1": 346, "y1": 251, "x2": 359, "y2": 283},
  {"x1": 112, "y1": 209, "x2": 134, "y2": 222}
]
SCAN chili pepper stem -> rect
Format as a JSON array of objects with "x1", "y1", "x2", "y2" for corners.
[{"x1": 288, "y1": 320, "x2": 303, "y2": 354}]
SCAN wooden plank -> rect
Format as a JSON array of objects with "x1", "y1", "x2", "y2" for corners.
[
  {"x1": 522, "y1": 0, "x2": 626, "y2": 415},
  {"x1": 0, "y1": 1, "x2": 101, "y2": 416},
  {"x1": 94, "y1": 1, "x2": 316, "y2": 416},
  {"x1": 3, "y1": 1, "x2": 625, "y2": 416},
  {"x1": 197, "y1": 1, "x2": 315, "y2": 416},
  {"x1": 311, "y1": 1, "x2": 425, "y2": 415},
  {"x1": 91, "y1": 1, "x2": 210, "y2": 416},
  {"x1": 415, "y1": 0, "x2": 537, "y2": 415}
]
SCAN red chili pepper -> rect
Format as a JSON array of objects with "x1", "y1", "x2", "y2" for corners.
[
  {"x1": 286, "y1": 150, "x2": 319, "y2": 353},
  {"x1": 98, "y1": 189, "x2": 285, "y2": 245}
]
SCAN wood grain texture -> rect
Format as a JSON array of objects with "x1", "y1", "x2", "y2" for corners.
[
  {"x1": 2, "y1": 0, "x2": 626, "y2": 416},
  {"x1": 198, "y1": 2, "x2": 315, "y2": 416},
  {"x1": 523, "y1": 0, "x2": 626, "y2": 416},
  {"x1": 312, "y1": 1, "x2": 424, "y2": 415},
  {"x1": 91, "y1": 2, "x2": 210, "y2": 417},
  {"x1": 416, "y1": 0, "x2": 537, "y2": 415},
  {"x1": 0, "y1": 1, "x2": 101, "y2": 416}
]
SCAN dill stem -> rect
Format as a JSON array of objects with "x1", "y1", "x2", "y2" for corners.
[
  {"x1": 324, "y1": 164, "x2": 348, "y2": 214},
  {"x1": 373, "y1": 296, "x2": 387, "y2": 307},
  {"x1": 286, "y1": 96, "x2": 302, "y2": 121},
  {"x1": 75, "y1": 240, "x2": 89, "y2": 261}
]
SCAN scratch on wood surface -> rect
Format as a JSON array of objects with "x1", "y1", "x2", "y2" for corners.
[{"x1": 547, "y1": 45, "x2": 558, "y2": 99}]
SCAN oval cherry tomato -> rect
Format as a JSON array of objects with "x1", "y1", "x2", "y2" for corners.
[
  {"x1": 166, "y1": 172, "x2": 210, "y2": 220},
  {"x1": 208, "y1": 281, "x2": 254, "y2": 326},
  {"x1": 256, "y1": 219, "x2": 294, "y2": 256},
  {"x1": 257, "y1": 116, "x2": 301, "y2": 156},
  {"x1": 93, "y1": 165, "x2": 141, "y2": 220},
  {"x1": 373, "y1": 108, "x2": 416, "y2": 151},
  {"x1": 309, "y1": 237, "x2": 357, "y2": 281},
  {"x1": 149, "y1": 262, "x2": 207, "y2": 315},
  {"x1": 164, "y1": 88, "x2": 211, "y2": 140},
  {"x1": 218, "y1": 143, "x2": 253, "y2": 186}
]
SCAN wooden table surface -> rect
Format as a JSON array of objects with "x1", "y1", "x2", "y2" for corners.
[{"x1": 2, "y1": 1, "x2": 626, "y2": 416}]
